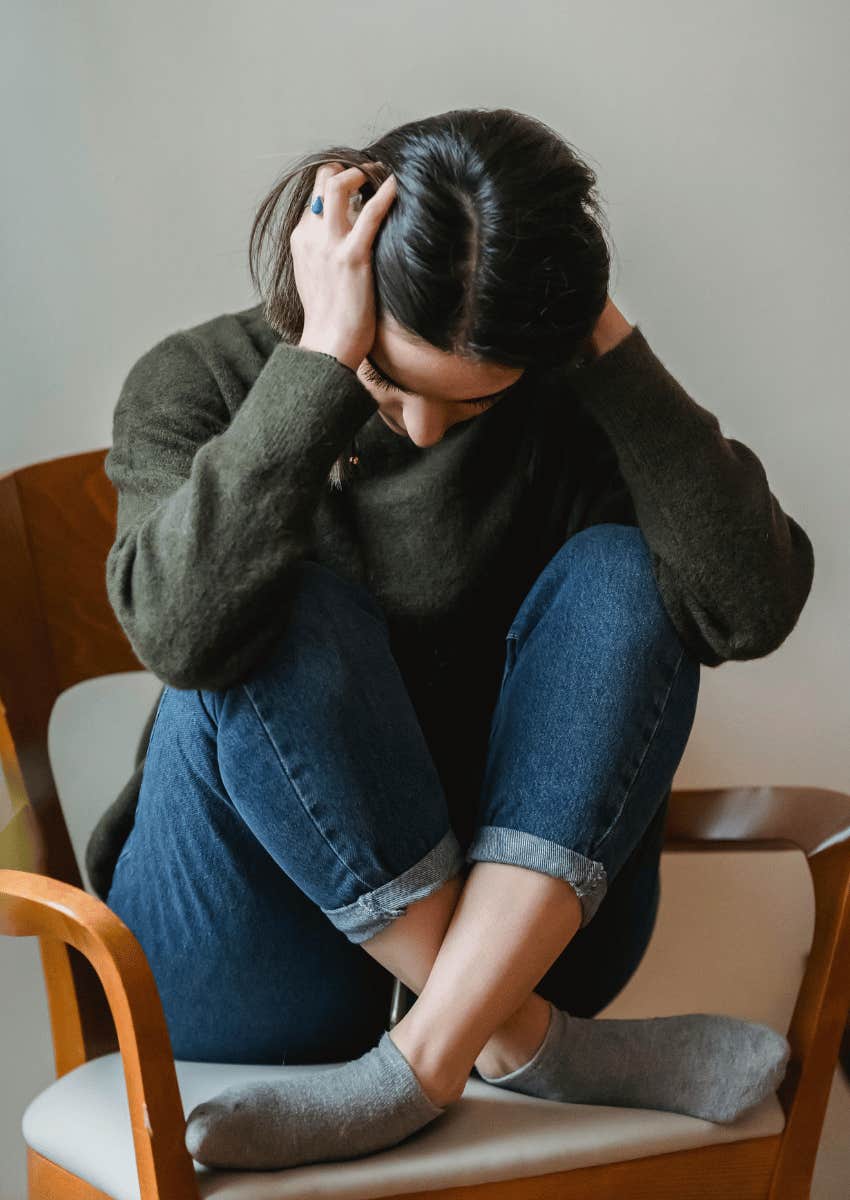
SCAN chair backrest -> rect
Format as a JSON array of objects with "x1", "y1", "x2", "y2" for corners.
[
  {"x1": 0, "y1": 449, "x2": 140, "y2": 887},
  {"x1": 0, "y1": 696, "x2": 45, "y2": 873}
]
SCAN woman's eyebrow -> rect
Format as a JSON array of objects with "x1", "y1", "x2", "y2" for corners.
[{"x1": 365, "y1": 353, "x2": 513, "y2": 403}]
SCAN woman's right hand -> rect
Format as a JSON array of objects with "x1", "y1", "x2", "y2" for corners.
[{"x1": 292, "y1": 162, "x2": 398, "y2": 372}]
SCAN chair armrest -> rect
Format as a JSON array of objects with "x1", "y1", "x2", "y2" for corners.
[
  {"x1": 667, "y1": 785, "x2": 850, "y2": 855},
  {"x1": 666, "y1": 786, "x2": 850, "y2": 1197},
  {"x1": 0, "y1": 868, "x2": 198, "y2": 1200}
]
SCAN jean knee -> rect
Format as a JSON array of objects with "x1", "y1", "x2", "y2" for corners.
[
  {"x1": 510, "y1": 523, "x2": 688, "y2": 662},
  {"x1": 279, "y1": 561, "x2": 390, "y2": 658},
  {"x1": 558, "y1": 523, "x2": 660, "y2": 619}
]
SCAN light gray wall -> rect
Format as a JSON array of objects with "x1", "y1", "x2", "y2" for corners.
[{"x1": 2, "y1": 1, "x2": 848, "y2": 1196}]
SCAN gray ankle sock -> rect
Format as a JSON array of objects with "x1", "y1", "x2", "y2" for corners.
[
  {"x1": 184, "y1": 1030, "x2": 447, "y2": 1169},
  {"x1": 476, "y1": 1002, "x2": 790, "y2": 1124}
]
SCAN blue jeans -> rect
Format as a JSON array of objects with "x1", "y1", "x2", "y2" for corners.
[{"x1": 106, "y1": 524, "x2": 700, "y2": 1065}]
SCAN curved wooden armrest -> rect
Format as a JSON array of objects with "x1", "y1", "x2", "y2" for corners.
[
  {"x1": 0, "y1": 868, "x2": 198, "y2": 1200},
  {"x1": 666, "y1": 785, "x2": 850, "y2": 855}
]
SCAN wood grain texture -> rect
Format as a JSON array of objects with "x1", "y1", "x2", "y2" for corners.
[
  {"x1": 29, "y1": 1147, "x2": 120, "y2": 1200},
  {"x1": 377, "y1": 1135, "x2": 783, "y2": 1200},
  {"x1": 3, "y1": 868, "x2": 198, "y2": 1200}
]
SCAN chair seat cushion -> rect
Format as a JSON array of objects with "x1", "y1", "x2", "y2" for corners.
[{"x1": 22, "y1": 1051, "x2": 785, "y2": 1200}]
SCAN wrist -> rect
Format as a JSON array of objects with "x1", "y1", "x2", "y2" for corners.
[
  {"x1": 587, "y1": 313, "x2": 634, "y2": 361},
  {"x1": 298, "y1": 335, "x2": 360, "y2": 374}
]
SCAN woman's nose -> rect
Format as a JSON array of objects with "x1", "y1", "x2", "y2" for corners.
[
  {"x1": 409, "y1": 427, "x2": 447, "y2": 447},
  {"x1": 402, "y1": 406, "x2": 453, "y2": 446}
]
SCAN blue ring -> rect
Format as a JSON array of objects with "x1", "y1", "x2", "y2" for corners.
[{"x1": 310, "y1": 195, "x2": 324, "y2": 215}]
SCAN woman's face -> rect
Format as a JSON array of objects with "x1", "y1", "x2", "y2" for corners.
[{"x1": 355, "y1": 312, "x2": 524, "y2": 448}]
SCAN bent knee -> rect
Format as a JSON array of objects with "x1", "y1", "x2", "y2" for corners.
[
  {"x1": 545, "y1": 524, "x2": 679, "y2": 648},
  {"x1": 224, "y1": 561, "x2": 390, "y2": 695}
]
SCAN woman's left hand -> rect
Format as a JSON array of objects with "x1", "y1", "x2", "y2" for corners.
[{"x1": 584, "y1": 297, "x2": 634, "y2": 361}]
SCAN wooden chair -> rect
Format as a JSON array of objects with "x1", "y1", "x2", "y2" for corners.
[{"x1": 2, "y1": 447, "x2": 849, "y2": 1200}]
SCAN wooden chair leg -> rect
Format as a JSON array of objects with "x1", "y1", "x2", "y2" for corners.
[
  {"x1": 839, "y1": 1004, "x2": 850, "y2": 1086},
  {"x1": 388, "y1": 976, "x2": 415, "y2": 1029}
]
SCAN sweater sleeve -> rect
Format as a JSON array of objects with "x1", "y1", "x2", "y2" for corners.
[
  {"x1": 104, "y1": 331, "x2": 378, "y2": 690},
  {"x1": 565, "y1": 324, "x2": 815, "y2": 667}
]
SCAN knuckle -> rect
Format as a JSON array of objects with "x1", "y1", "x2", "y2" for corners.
[{"x1": 342, "y1": 248, "x2": 365, "y2": 271}]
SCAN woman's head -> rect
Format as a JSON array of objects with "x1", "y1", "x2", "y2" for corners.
[
  {"x1": 248, "y1": 107, "x2": 612, "y2": 481},
  {"x1": 358, "y1": 310, "x2": 526, "y2": 446}
]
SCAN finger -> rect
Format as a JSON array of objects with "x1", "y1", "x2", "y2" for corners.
[
  {"x1": 298, "y1": 161, "x2": 345, "y2": 217},
  {"x1": 346, "y1": 175, "x2": 397, "y2": 256},
  {"x1": 312, "y1": 161, "x2": 347, "y2": 194},
  {"x1": 296, "y1": 162, "x2": 345, "y2": 233},
  {"x1": 320, "y1": 166, "x2": 370, "y2": 237}
]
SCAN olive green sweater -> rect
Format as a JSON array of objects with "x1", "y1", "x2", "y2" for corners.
[{"x1": 85, "y1": 302, "x2": 815, "y2": 900}]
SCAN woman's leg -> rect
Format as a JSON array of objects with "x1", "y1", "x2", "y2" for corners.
[
  {"x1": 104, "y1": 684, "x2": 398, "y2": 1065},
  {"x1": 177, "y1": 527, "x2": 785, "y2": 1170},
  {"x1": 106, "y1": 558, "x2": 467, "y2": 1065},
  {"x1": 381, "y1": 524, "x2": 786, "y2": 1130},
  {"x1": 387, "y1": 522, "x2": 700, "y2": 1092}
]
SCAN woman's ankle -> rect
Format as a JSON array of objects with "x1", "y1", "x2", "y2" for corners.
[
  {"x1": 387, "y1": 1020, "x2": 469, "y2": 1106},
  {"x1": 474, "y1": 993, "x2": 553, "y2": 1079},
  {"x1": 390, "y1": 988, "x2": 554, "y2": 1093}
]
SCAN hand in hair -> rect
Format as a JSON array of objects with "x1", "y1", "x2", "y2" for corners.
[
  {"x1": 292, "y1": 162, "x2": 398, "y2": 373},
  {"x1": 582, "y1": 296, "x2": 634, "y2": 361}
]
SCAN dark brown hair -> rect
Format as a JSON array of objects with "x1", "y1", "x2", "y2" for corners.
[{"x1": 248, "y1": 107, "x2": 612, "y2": 488}]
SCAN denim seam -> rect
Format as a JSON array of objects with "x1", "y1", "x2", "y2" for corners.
[
  {"x1": 465, "y1": 825, "x2": 608, "y2": 928},
  {"x1": 323, "y1": 829, "x2": 466, "y2": 943},
  {"x1": 146, "y1": 687, "x2": 169, "y2": 743},
  {"x1": 494, "y1": 631, "x2": 518, "y2": 706},
  {"x1": 588, "y1": 645, "x2": 686, "y2": 861},
  {"x1": 196, "y1": 687, "x2": 217, "y2": 727},
  {"x1": 238, "y1": 683, "x2": 377, "y2": 894}
]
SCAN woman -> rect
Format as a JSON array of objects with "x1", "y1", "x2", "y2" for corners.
[{"x1": 97, "y1": 107, "x2": 814, "y2": 1170}]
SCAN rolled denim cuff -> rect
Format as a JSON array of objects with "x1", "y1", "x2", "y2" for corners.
[
  {"x1": 465, "y1": 825, "x2": 608, "y2": 928},
  {"x1": 322, "y1": 829, "x2": 466, "y2": 944}
]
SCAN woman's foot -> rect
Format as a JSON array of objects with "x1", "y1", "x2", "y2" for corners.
[
  {"x1": 388, "y1": 1018, "x2": 473, "y2": 1107},
  {"x1": 184, "y1": 1030, "x2": 448, "y2": 1170},
  {"x1": 473, "y1": 991, "x2": 554, "y2": 1080},
  {"x1": 475, "y1": 1000, "x2": 791, "y2": 1124}
]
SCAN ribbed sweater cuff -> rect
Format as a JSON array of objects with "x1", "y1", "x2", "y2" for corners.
[{"x1": 232, "y1": 340, "x2": 377, "y2": 469}]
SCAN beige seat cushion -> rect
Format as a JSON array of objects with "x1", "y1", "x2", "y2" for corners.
[
  {"x1": 22, "y1": 1052, "x2": 785, "y2": 1200},
  {"x1": 22, "y1": 849, "x2": 812, "y2": 1200}
]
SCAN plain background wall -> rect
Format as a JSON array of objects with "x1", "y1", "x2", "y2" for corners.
[{"x1": 2, "y1": 1, "x2": 848, "y2": 1196}]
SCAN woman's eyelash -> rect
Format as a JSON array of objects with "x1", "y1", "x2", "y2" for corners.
[
  {"x1": 362, "y1": 361, "x2": 501, "y2": 408},
  {"x1": 363, "y1": 362, "x2": 394, "y2": 391}
]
